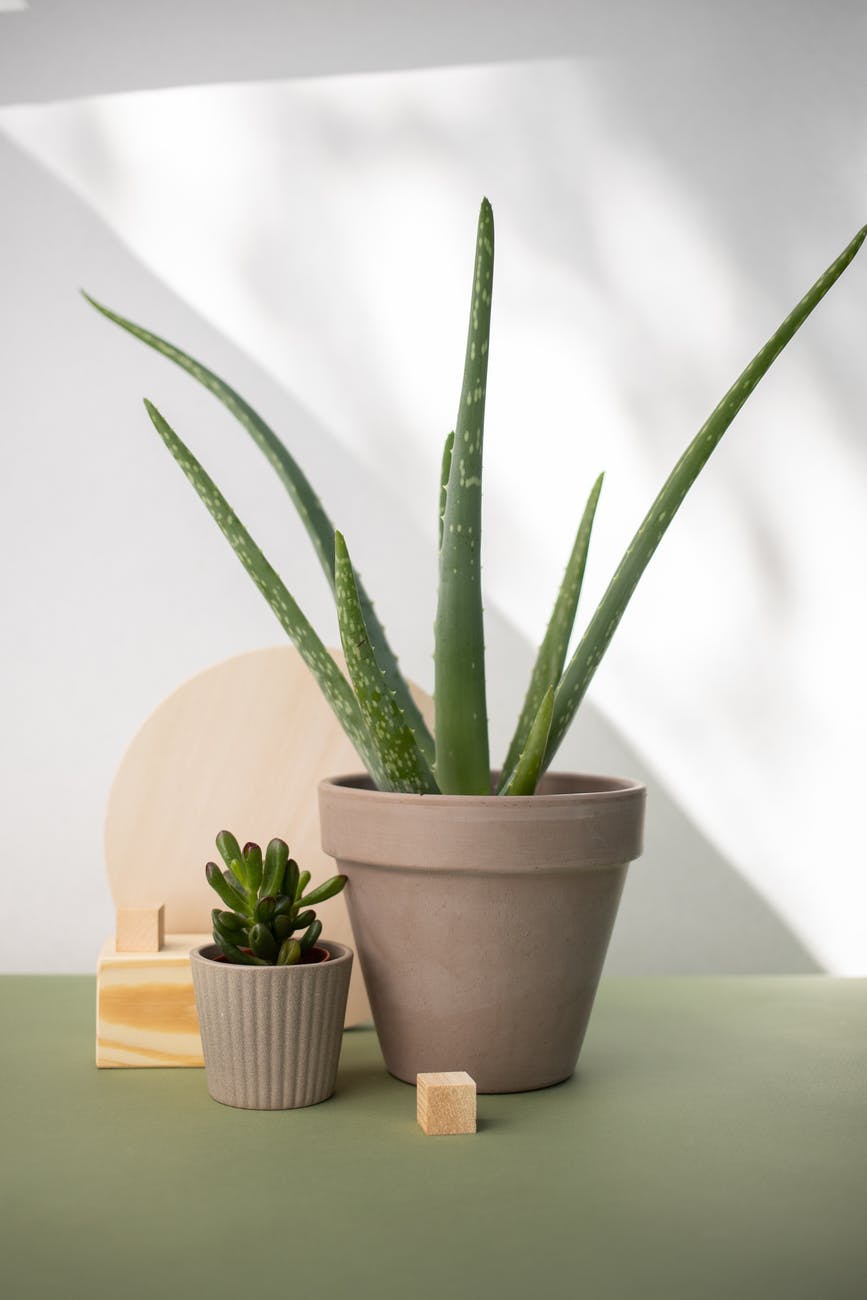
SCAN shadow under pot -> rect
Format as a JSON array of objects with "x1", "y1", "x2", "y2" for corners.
[
  {"x1": 190, "y1": 940, "x2": 353, "y2": 1109},
  {"x1": 318, "y1": 771, "x2": 646, "y2": 1094}
]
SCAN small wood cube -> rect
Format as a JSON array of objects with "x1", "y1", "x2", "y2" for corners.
[
  {"x1": 115, "y1": 904, "x2": 165, "y2": 953},
  {"x1": 417, "y1": 1071, "x2": 477, "y2": 1135}
]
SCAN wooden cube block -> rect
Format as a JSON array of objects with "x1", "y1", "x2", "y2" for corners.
[
  {"x1": 116, "y1": 904, "x2": 165, "y2": 953},
  {"x1": 96, "y1": 933, "x2": 207, "y2": 1067},
  {"x1": 417, "y1": 1071, "x2": 477, "y2": 1135}
]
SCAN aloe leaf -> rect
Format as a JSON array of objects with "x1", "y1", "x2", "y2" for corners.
[
  {"x1": 334, "y1": 531, "x2": 439, "y2": 793},
  {"x1": 543, "y1": 223, "x2": 867, "y2": 774},
  {"x1": 498, "y1": 473, "x2": 604, "y2": 791},
  {"x1": 500, "y1": 686, "x2": 555, "y2": 797},
  {"x1": 434, "y1": 198, "x2": 494, "y2": 793},
  {"x1": 438, "y1": 430, "x2": 454, "y2": 550},
  {"x1": 83, "y1": 294, "x2": 435, "y2": 767},
  {"x1": 143, "y1": 399, "x2": 390, "y2": 790}
]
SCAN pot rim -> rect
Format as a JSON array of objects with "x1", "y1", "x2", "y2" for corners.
[
  {"x1": 319, "y1": 769, "x2": 645, "y2": 805},
  {"x1": 318, "y1": 771, "x2": 646, "y2": 871},
  {"x1": 190, "y1": 939, "x2": 353, "y2": 971}
]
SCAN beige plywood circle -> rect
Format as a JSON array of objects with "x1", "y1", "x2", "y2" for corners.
[{"x1": 105, "y1": 645, "x2": 434, "y2": 1027}]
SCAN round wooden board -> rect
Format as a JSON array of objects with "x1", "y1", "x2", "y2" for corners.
[{"x1": 104, "y1": 645, "x2": 434, "y2": 1027}]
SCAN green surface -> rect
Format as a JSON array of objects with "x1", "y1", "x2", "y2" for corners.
[{"x1": 2, "y1": 977, "x2": 866, "y2": 1300}]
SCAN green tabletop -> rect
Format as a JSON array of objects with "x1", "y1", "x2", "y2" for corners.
[{"x1": 1, "y1": 977, "x2": 865, "y2": 1300}]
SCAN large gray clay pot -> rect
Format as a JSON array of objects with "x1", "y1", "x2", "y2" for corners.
[
  {"x1": 190, "y1": 940, "x2": 353, "y2": 1109},
  {"x1": 318, "y1": 772, "x2": 645, "y2": 1093}
]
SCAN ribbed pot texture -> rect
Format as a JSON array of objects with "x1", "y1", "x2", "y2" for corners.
[
  {"x1": 190, "y1": 941, "x2": 353, "y2": 1109},
  {"x1": 319, "y1": 772, "x2": 645, "y2": 1094}
]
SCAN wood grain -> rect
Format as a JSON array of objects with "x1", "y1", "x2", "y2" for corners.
[
  {"x1": 115, "y1": 904, "x2": 165, "y2": 953},
  {"x1": 417, "y1": 1071, "x2": 477, "y2": 1135},
  {"x1": 96, "y1": 934, "x2": 206, "y2": 1068}
]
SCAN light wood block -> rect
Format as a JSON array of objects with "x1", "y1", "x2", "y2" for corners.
[
  {"x1": 115, "y1": 904, "x2": 165, "y2": 953},
  {"x1": 96, "y1": 933, "x2": 208, "y2": 1068},
  {"x1": 417, "y1": 1071, "x2": 477, "y2": 1135}
]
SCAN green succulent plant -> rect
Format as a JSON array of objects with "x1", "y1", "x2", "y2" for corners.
[
  {"x1": 205, "y1": 831, "x2": 347, "y2": 966},
  {"x1": 85, "y1": 202, "x2": 865, "y2": 796}
]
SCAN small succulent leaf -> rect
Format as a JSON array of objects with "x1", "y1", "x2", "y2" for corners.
[
  {"x1": 273, "y1": 914, "x2": 295, "y2": 942},
  {"x1": 213, "y1": 916, "x2": 249, "y2": 952},
  {"x1": 286, "y1": 860, "x2": 300, "y2": 902},
  {"x1": 292, "y1": 909, "x2": 315, "y2": 930},
  {"x1": 249, "y1": 923, "x2": 278, "y2": 963},
  {"x1": 543, "y1": 223, "x2": 867, "y2": 775},
  {"x1": 83, "y1": 294, "x2": 434, "y2": 767},
  {"x1": 212, "y1": 930, "x2": 255, "y2": 965},
  {"x1": 277, "y1": 938, "x2": 302, "y2": 966},
  {"x1": 216, "y1": 831, "x2": 243, "y2": 874},
  {"x1": 439, "y1": 430, "x2": 454, "y2": 550},
  {"x1": 435, "y1": 199, "x2": 494, "y2": 793},
  {"x1": 205, "y1": 862, "x2": 247, "y2": 914},
  {"x1": 498, "y1": 473, "x2": 603, "y2": 790},
  {"x1": 300, "y1": 875, "x2": 348, "y2": 907},
  {"x1": 335, "y1": 530, "x2": 439, "y2": 794},
  {"x1": 273, "y1": 896, "x2": 295, "y2": 920},
  {"x1": 299, "y1": 919, "x2": 322, "y2": 954},
  {"x1": 229, "y1": 856, "x2": 255, "y2": 898},
  {"x1": 243, "y1": 842, "x2": 263, "y2": 894},
  {"x1": 261, "y1": 839, "x2": 289, "y2": 897},
  {"x1": 223, "y1": 866, "x2": 245, "y2": 895},
  {"x1": 500, "y1": 685, "x2": 555, "y2": 797},
  {"x1": 255, "y1": 896, "x2": 276, "y2": 924},
  {"x1": 142, "y1": 401, "x2": 391, "y2": 789},
  {"x1": 215, "y1": 909, "x2": 246, "y2": 934},
  {"x1": 297, "y1": 870, "x2": 311, "y2": 899}
]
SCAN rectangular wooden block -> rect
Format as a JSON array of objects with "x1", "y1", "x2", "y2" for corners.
[
  {"x1": 115, "y1": 904, "x2": 165, "y2": 953},
  {"x1": 96, "y1": 933, "x2": 208, "y2": 1068},
  {"x1": 417, "y1": 1071, "x2": 477, "y2": 1135}
]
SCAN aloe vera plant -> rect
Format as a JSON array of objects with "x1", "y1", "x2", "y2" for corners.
[
  {"x1": 205, "y1": 832, "x2": 346, "y2": 965},
  {"x1": 85, "y1": 203, "x2": 865, "y2": 796}
]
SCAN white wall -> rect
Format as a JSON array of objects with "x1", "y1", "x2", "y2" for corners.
[{"x1": 2, "y1": 3, "x2": 865, "y2": 974}]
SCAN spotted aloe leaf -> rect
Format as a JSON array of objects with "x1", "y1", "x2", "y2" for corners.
[
  {"x1": 143, "y1": 400, "x2": 390, "y2": 790},
  {"x1": 543, "y1": 223, "x2": 867, "y2": 775},
  {"x1": 438, "y1": 430, "x2": 454, "y2": 550},
  {"x1": 498, "y1": 472, "x2": 604, "y2": 791},
  {"x1": 334, "y1": 531, "x2": 439, "y2": 794},
  {"x1": 83, "y1": 294, "x2": 435, "y2": 768},
  {"x1": 434, "y1": 198, "x2": 494, "y2": 794},
  {"x1": 500, "y1": 685, "x2": 554, "y2": 797}
]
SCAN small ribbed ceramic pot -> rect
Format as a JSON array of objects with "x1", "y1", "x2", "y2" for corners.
[{"x1": 190, "y1": 940, "x2": 353, "y2": 1109}]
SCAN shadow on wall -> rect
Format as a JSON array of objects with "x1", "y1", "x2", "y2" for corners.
[{"x1": 0, "y1": 133, "x2": 819, "y2": 975}]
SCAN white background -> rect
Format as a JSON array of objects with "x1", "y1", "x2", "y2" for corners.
[{"x1": 2, "y1": 1, "x2": 866, "y2": 974}]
